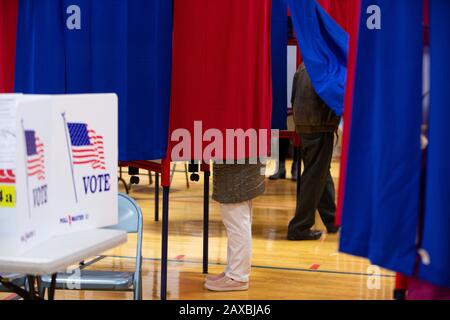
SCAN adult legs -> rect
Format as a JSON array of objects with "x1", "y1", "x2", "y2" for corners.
[
  {"x1": 288, "y1": 132, "x2": 334, "y2": 238},
  {"x1": 318, "y1": 171, "x2": 338, "y2": 232}
]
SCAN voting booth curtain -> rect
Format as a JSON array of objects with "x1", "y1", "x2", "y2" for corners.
[
  {"x1": 271, "y1": 0, "x2": 288, "y2": 131},
  {"x1": 0, "y1": 0, "x2": 18, "y2": 93},
  {"x1": 340, "y1": 0, "x2": 423, "y2": 276},
  {"x1": 335, "y1": 0, "x2": 361, "y2": 227},
  {"x1": 6, "y1": 0, "x2": 450, "y2": 291},
  {"x1": 420, "y1": 0, "x2": 450, "y2": 288},
  {"x1": 339, "y1": 0, "x2": 450, "y2": 289},
  {"x1": 318, "y1": 0, "x2": 357, "y2": 33},
  {"x1": 284, "y1": 0, "x2": 349, "y2": 116},
  {"x1": 169, "y1": 0, "x2": 273, "y2": 162},
  {"x1": 13, "y1": 0, "x2": 173, "y2": 161},
  {"x1": 11, "y1": 0, "x2": 275, "y2": 162}
]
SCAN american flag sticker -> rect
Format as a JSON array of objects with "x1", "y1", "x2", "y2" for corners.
[
  {"x1": 0, "y1": 169, "x2": 15, "y2": 184},
  {"x1": 67, "y1": 123, "x2": 106, "y2": 170},
  {"x1": 25, "y1": 131, "x2": 45, "y2": 181}
]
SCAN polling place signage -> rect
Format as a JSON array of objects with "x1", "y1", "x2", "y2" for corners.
[{"x1": 0, "y1": 94, "x2": 118, "y2": 254}]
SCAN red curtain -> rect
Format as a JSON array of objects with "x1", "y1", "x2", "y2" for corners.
[
  {"x1": 304, "y1": 0, "x2": 362, "y2": 225},
  {"x1": 169, "y1": 0, "x2": 273, "y2": 161},
  {"x1": 318, "y1": 0, "x2": 356, "y2": 33},
  {"x1": 334, "y1": 0, "x2": 362, "y2": 225},
  {"x1": 0, "y1": 0, "x2": 18, "y2": 93},
  {"x1": 295, "y1": 1, "x2": 356, "y2": 67}
]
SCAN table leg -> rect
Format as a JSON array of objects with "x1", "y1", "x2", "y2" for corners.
[
  {"x1": 48, "y1": 273, "x2": 57, "y2": 301},
  {"x1": 36, "y1": 276, "x2": 44, "y2": 298},
  {"x1": 27, "y1": 276, "x2": 37, "y2": 300},
  {"x1": 160, "y1": 186, "x2": 170, "y2": 300},
  {"x1": 203, "y1": 170, "x2": 210, "y2": 274},
  {"x1": 0, "y1": 276, "x2": 36, "y2": 300}
]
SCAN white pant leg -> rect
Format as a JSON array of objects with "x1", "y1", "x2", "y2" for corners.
[{"x1": 220, "y1": 200, "x2": 253, "y2": 283}]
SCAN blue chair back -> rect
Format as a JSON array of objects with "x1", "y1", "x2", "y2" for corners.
[{"x1": 109, "y1": 193, "x2": 143, "y2": 234}]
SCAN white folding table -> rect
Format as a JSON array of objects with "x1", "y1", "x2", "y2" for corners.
[{"x1": 0, "y1": 229, "x2": 127, "y2": 300}]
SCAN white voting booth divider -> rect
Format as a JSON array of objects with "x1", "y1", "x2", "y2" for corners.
[{"x1": 0, "y1": 94, "x2": 118, "y2": 255}]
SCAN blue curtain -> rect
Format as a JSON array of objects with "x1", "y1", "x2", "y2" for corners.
[
  {"x1": 283, "y1": 0, "x2": 348, "y2": 116},
  {"x1": 15, "y1": 0, "x2": 173, "y2": 161},
  {"x1": 340, "y1": 0, "x2": 423, "y2": 275},
  {"x1": 15, "y1": 0, "x2": 66, "y2": 94},
  {"x1": 420, "y1": 0, "x2": 450, "y2": 288},
  {"x1": 271, "y1": 0, "x2": 288, "y2": 130}
]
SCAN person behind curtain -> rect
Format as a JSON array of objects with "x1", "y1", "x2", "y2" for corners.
[
  {"x1": 269, "y1": 107, "x2": 300, "y2": 182},
  {"x1": 269, "y1": 137, "x2": 299, "y2": 181},
  {"x1": 205, "y1": 162, "x2": 265, "y2": 292},
  {"x1": 287, "y1": 63, "x2": 340, "y2": 241}
]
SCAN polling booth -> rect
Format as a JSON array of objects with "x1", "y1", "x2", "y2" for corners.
[{"x1": 0, "y1": 94, "x2": 118, "y2": 254}]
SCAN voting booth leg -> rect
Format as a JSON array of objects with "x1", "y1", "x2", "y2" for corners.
[
  {"x1": 155, "y1": 173, "x2": 160, "y2": 222},
  {"x1": 160, "y1": 186, "x2": 170, "y2": 300},
  {"x1": 118, "y1": 167, "x2": 130, "y2": 194},
  {"x1": 203, "y1": 170, "x2": 210, "y2": 274}
]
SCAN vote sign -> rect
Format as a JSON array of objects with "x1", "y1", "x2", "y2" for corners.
[
  {"x1": 0, "y1": 94, "x2": 118, "y2": 253},
  {"x1": 50, "y1": 94, "x2": 118, "y2": 234},
  {"x1": 0, "y1": 95, "x2": 55, "y2": 254}
]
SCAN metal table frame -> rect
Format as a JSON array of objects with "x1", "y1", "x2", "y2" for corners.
[{"x1": 0, "y1": 229, "x2": 127, "y2": 300}]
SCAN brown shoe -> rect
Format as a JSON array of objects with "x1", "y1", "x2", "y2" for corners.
[
  {"x1": 205, "y1": 272, "x2": 226, "y2": 283},
  {"x1": 204, "y1": 276, "x2": 249, "y2": 292}
]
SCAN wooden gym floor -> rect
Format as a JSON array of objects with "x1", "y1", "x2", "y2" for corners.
[{"x1": 1, "y1": 159, "x2": 395, "y2": 300}]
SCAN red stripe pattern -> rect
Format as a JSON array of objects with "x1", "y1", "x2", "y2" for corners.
[
  {"x1": 71, "y1": 128, "x2": 106, "y2": 170},
  {"x1": 27, "y1": 136, "x2": 45, "y2": 180},
  {"x1": 0, "y1": 169, "x2": 16, "y2": 184}
]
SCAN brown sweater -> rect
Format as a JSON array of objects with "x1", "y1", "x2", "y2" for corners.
[
  {"x1": 292, "y1": 64, "x2": 340, "y2": 134},
  {"x1": 212, "y1": 162, "x2": 266, "y2": 204}
]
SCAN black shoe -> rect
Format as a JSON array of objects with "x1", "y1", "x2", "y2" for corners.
[
  {"x1": 287, "y1": 230, "x2": 322, "y2": 241},
  {"x1": 325, "y1": 223, "x2": 340, "y2": 234},
  {"x1": 269, "y1": 169, "x2": 286, "y2": 180}
]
